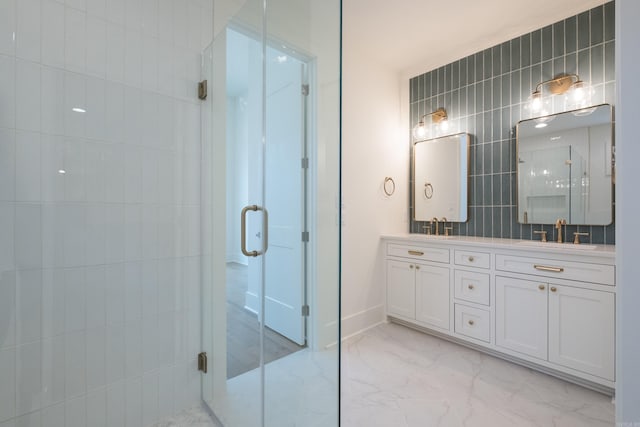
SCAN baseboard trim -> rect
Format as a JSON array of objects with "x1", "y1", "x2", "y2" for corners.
[
  {"x1": 244, "y1": 291, "x2": 258, "y2": 314},
  {"x1": 340, "y1": 305, "x2": 385, "y2": 341}
]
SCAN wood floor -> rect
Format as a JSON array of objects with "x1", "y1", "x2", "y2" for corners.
[{"x1": 226, "y1": 262, "x2": 304, "y2": 379}]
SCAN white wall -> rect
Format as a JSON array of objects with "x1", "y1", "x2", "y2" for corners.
[
  {"x1": 615, "y1": 0, "x2": 640, "y2": 423},
  {"x1": 340, "y1": 46, "x2": 408, "y2": 338},
  {"x1": 0, "y1": 1, "x2": 213, "y2": 426}
]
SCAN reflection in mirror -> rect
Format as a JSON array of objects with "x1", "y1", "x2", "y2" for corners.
[
  {"x1": 517, "y1": 104, "x2": 613, "y2": 225},
  {"x1": 413, "y1": 133, "x2": 470, "y2": 222}
]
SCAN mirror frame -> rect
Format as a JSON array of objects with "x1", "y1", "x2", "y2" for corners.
[
  {"x1": 515, "y1": 103, "x2": 614, "y2": 226},
  {"x1": 412, "y1": 132, "x2": 470, "y2": 222}
]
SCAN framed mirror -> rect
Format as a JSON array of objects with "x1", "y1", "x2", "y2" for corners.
[
  {"x1": 516, "y1": 104, "x2": 613, "y2": 225},
  {"x1": 413, "y1": 133, "x2": 470, "y2": 222}
]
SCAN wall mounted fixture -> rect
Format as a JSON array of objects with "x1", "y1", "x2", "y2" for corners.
[
  {"x1": 383, "y1": 176, "x2": 396, "y2": 196},
  {"x1": 529, "y1": 74, "x2": 592, "y2": 115},
  {"x1": 412, "y1": 107, "x2": 448, "y2": 141}
]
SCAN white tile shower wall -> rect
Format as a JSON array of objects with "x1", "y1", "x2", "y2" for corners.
[{"x1": 0, "y1": 0, "x2": 214, "y2": 426}]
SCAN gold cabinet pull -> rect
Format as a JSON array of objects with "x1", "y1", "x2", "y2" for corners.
[
  {"x1": 550, "y1": 287, "x2": 557, "y2": 292},
  {"x1": 468, "y1": 284, "x2": 475, "y2": 290},
  {"x1": 468, "y1": 320, "x2": 475, "y2": 326},
  {"x1": 534, "y1": 264, "x2": 564, "y2": 273},
  {"x1": 538, "y1": 284, "x2": 546, "y2": 290},
  {"x1": 415, "y1": 266, "x2": 420, "y2": 270},
  {"x1": 408, "y1": 250, "x2": 424, "y2": 256},
  {"x1": 409, "y1": 265, "x2": 414, "y2": 269},
  {"x1": 468, "y1": 256, "x2": 475, "y2": 262}
]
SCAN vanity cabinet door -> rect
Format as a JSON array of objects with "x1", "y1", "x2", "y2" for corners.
[
  {"x1": 548, "y1": 285, "x2": 615, "y2": 381},
  {"x1": 415, "y1": 264, "x2": 450, "y2": 330},
  {"x1": 386, "y1": 260, "x2": 416, "y2": 319},
  {"x1": 496, "y1": 276, "x2": 548, "y2": 360}
]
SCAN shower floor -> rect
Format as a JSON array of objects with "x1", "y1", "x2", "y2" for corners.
[
  {"x1": 151, "y1": 405, "x2": 218, "y2": 427},
  {"x1": 206, "y1": 347, "x2": 339, "y2": 427}
]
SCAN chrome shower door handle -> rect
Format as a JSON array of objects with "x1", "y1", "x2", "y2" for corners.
[{"x1": 241, "y1": 205, "x2": 269, "y2": 257}]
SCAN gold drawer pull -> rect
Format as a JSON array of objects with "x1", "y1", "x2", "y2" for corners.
[
  {"x1": 550, "y1": 287, "x2": 557, "y2": 292},
  {"x1": 468, "y1": 284, "x2": 475, "y2": 290},
  {"x1": 538, "y1": 284, "x2": 545, "y2": 290},
  {"x1": 468, "y1": 256, "x2": 475, "y2": 262},
  {"x1": 409, "y1": 265, "x2": 414, "y2": 269},
  {"x1": 408, "y1": 250, "x2": 424, "y2": 256},
  {"x1": 534, "y1": 264, "x2": 564, "y2": 273},
  {"x1": 468, "y1": 320, "x2": 475, "y2": 326}
]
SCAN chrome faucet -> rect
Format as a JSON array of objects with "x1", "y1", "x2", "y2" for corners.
[
  {"x1": 432, "y1": 217, "x2": 439, "y2": 235},
  {"x1": 555, "y1": 218, "x2": 566, "y2": 243}
]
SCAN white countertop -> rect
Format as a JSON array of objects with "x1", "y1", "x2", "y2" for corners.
[{"x1": 381, "y1": 233, "x2": 616, "y2": 259}]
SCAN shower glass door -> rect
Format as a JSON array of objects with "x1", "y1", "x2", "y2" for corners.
[{"x1": 201, "y1": 0, "x2": 341, "y2": 426}]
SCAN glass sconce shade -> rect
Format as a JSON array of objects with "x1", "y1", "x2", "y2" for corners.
[
  {"x1": 529, "y1": 74, "x2": 593, "y2": 116},
  {"x1": 530, "y1": 91, "x2": 543, "y2": 113},
  {"x1": 412, "y1": 108, "x2": 448, "y2": 141},
  {"x1": 565, "y1": 80, "x2": 592, "y2": 111},
  {"x1": 413, "y1": 121, "x2": 428, "y2": 140}
]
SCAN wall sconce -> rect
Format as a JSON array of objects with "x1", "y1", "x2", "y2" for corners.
[
  {"x1": 413, "y1": 107, "x2": 448, "y2": 140},
  {"x1": 529, "y1": 74, "x2": 592, "y2": 115}
]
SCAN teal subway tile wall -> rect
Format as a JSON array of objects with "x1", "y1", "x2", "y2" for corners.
[{"x1": 409, "y1": 2, "x2": 615, "y2": 244}]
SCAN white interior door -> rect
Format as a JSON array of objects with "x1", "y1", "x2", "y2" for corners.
[
  {"x1": 263, "y1": 48, "x2": 306, "y2": 345},
  {"x1": 241, "y1": 37, "x2": 306, "y2": 345}
]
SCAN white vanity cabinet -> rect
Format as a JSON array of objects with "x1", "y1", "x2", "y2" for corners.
[
  {"x1": 383, "y1": 235, "x2": 616, "y2": 392},
  {"x1": 415, "y1": 264, "x2": 450, "y2": 330},
  {"x1": 495, "y1": 253, "x2": 616, "y2": 381},
  {"x1": 386, "y1": 259, "x2": 417, "y2": 319},
  {"x1": 496, "y1": 277, "x2": 615, "y2": 381},
  {"x1": 385, "y1": 244, "x2": 451, "y2": 331},
  {"x1": 548, "y1": 284, "x2": 615, "y2": 380},
  {"x1": 495, "y1": 276, "x2": 548, "y2": 360}
]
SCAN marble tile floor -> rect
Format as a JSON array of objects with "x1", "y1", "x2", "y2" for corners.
[
  {"x1": 341, "y1": 322, "x2": 615, "y2": 427},
  {"x1": 152, "y1": 321, "x2": 613, "y2": 426},
  {"x1": 151, "y1": 404, "x2": 219, "y2": 427}
]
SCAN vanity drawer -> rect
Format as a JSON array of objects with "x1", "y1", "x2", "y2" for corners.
[
  {"x1": 455, "y1": 304, "x2": 490, "y2": 343},
  {"x1": 495, "y1": 254, "x2": 615, "y2": 286},
  {"x1": 454, "y1": 250, "x2": 490, "y2": 269},
  {"x1": 454, "y1": 270, "x2": 490, "y2": 306},
  {"x1": 387, "y1": 244, "x2": 450, "y2": 264}
]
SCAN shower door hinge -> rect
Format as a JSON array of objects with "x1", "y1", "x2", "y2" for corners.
[
  {"x1": 301, "y1": 231, "x2": 309, "y2": 242},
  {"x1": 302, "y1": 305, "x2": 310, "y2": 316},
  {"x1": 198, "y1": 80, "x2": 208, "y2": 100},
  {"x1": 301, "y1": 84, "x2": 309, "y2": 96},
  {"x1": 301, "y1": 157, "x2": 309, "y2": 169},
  {"x1": 197, "y1": 352, "x2": 208, "y2": 373}
]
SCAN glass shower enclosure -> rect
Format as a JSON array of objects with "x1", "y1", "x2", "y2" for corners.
[
  {"x1": 200, "y1": 0, "x2": 341, "y2": 426},
  {"x1": 0, "y1": 0, "x2": 340, "y2": 426}
]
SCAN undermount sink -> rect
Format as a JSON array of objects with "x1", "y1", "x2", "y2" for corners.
[{"x1": 516, "y1": 240, "x2": 597, "y2": 250}]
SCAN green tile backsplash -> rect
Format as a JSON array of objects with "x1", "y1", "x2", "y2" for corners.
[{"x1": 409, "y1": 1, "x2": 615, "y2": 244}]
